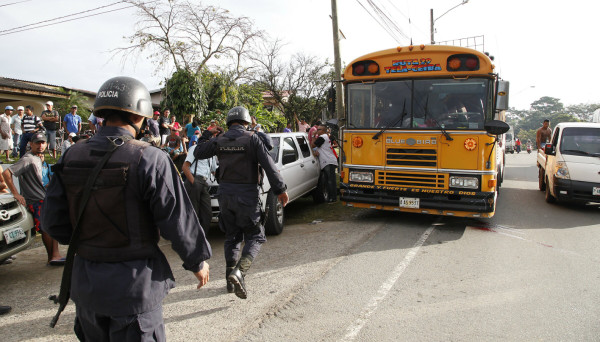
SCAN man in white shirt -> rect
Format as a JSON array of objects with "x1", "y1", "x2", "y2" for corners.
[
  {"x1": 311, "y1": 124, "x2": 338, "y2": 203},
  {"x1": 182, "y1": 144, "x2": 217, "y2": 235},
  {"x1": 11, "y1": 106, "x2": 24, "y2": 157}
]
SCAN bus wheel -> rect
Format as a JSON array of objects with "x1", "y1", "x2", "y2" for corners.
[{"x1": 538, "y1": 167, "x2": 546, "y2": 191}]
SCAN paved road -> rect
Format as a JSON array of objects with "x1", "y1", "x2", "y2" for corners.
[{"x1": 0, "y1": 152, "x2": 599, "y2": 341}]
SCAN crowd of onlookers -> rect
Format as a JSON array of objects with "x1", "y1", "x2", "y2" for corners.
[{"x1": 0, "y1": 101, "x2": 84, "y2": 163}]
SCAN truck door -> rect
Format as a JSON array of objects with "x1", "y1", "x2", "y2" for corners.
[{"x1": 295, "y1": 135, "x2": 319, "y2": 194}]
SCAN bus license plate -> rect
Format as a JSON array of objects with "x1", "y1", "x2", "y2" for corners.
[
  {"x1": 3, "y1": 227, "x2": 26, "y2": 244},
  {"x1": 593, "y1": 187, "x2": 600, "y2": 196},
  {"x1": 399, "y1": 197, "x2": 419, "y2": 208}
]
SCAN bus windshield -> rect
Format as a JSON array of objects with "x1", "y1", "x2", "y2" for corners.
[{"x1": 347, "y1": 78, "x2": 492, "y2": 130}]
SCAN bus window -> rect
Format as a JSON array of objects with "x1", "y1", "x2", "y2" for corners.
[
  {"x1": 348, "y1": 85, "x2": 372, "y2": 128},
  {"x1": 347, "y1": 78, "x2": 490, "y2": 130}
]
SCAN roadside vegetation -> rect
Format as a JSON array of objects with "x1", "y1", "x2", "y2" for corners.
[{"x1": 507, "y1": 96, "x2": 599, "y2": 142}]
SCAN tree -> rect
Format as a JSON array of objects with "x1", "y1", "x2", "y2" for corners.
[
  {"x1": 160, "y1": 69, "x2": 206, "y2": 119},
  {"x1": 565, "y1": 103, "x2": 600, "y2": 122},
  {"x1": 530, "y1": 96, "x2": 564, "y2": 114},
  {"x1": 115, "y1": 0, "x2": 262, "y2": 80},
  {"x1": 251, "y1": 39, "x2": 333, "y2": 127}
]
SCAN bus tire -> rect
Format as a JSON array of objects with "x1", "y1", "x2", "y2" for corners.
[{"x1": 264, "y1": 191, "x2": 284, "y2": 235}]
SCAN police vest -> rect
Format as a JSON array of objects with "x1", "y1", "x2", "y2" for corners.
[
  {"x1": 57, "y1": 138, "x2": 159, "y2": 262},
  {"x1": 216, "y1": 130, "x2": 259, "y2": 184}
]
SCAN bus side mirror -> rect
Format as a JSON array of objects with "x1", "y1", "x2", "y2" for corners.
[
  {"x1": 496, "y1": 81, "x2": 509, "y2": 111},
  {"x1": 484, "y1": 120, "x2": 510, "y2": 135}
]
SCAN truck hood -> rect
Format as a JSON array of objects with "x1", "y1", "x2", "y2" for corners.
[
  {"x1": 561, "y1": 154, "x2": 600, "y2": 182},
  {"x1": 562, "y1": 154, "x2": 600, "y2": 165}
]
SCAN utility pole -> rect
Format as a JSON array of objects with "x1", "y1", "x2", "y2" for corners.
[
  {"x1": 430, "y1": 9, "x2": 434, "y2": 44},
  {"x1": 430, "y1": 0, "x2": 469, "y2": 45},
  {"x1": 331, "y1": 0, "x2": 344, "y2": 121}
]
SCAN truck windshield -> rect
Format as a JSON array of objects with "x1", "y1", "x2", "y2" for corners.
[
  {"x1": 347, "y1": 78, "x2": 492, "y2": 130},
  {"x1": 560, "y1": 127, "x2": 600, "y2": 156}
]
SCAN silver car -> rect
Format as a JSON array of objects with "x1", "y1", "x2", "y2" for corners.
[{"x1": 0, "y1": 194, "x2": 35, "y2": 263}]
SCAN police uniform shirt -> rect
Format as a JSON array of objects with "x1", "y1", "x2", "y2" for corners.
[
  {"x1": 41, "y1": 126, "x2": 212, "y2": 316},
  {"x1": 185, "y1": 145, "x2": 216, "y2": 179},
  {"x1": 193, "y1": 124, "x2": 286, "y2": 195}
]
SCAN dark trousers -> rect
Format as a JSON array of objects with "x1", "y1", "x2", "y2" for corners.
[
  {"x1": 218, "y1": 191, "x2": 266, "y2": 266},
  {"x1": 322, "y1": 164, "x2": 337, "y2": 201},
  {"x1": 74, "y1": 304, "x2": 165, "y2": 342},
  {"x1": 19, "y1": 132, "x2": 34, "y2": 158},
  {"x1": 183, "y1": 176, "x2": 212, "y2": 235}
]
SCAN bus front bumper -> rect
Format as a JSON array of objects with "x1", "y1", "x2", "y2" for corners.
[{"x1": 340, "y1": 183, "x2": 496, "y2": 215}]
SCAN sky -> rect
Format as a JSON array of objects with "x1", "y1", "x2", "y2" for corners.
[{"x1": 1, "y1": 0, "x2": 599, "y2": 110}]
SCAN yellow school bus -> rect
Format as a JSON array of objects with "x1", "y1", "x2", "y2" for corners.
[{"x1": 339, "y1": 45, "x2": 510, "y2": 218}]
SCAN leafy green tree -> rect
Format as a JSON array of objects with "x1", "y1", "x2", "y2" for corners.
[
  {"x1": 530, "y1": 96, "x2": 564, "y2": 114},
  {"x1": 565, "y1": 103, "x2": 600, "y2": 122},
  {"x1": 160, "y1": 69, "x2": 206, "y2": 120}
]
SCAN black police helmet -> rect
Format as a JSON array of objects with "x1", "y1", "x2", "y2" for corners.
[
  {"x1": 93, "y1": 76, "x2": 153, "y2": 119},
  {"x1": 226, "y1": 106, "x2": 251, "y2": 126}
]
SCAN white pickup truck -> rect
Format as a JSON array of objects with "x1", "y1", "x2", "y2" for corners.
[
  {"x1": 537, "y1": 122, "x2": 600, "y2": 204},
  {"x1": 207, "y1": 132, "x2": 327, "y2": 235}
]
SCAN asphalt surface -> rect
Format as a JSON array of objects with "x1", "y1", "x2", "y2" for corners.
[{"x1": 1, "y1": 152, "x2": 599, "y2": 341}]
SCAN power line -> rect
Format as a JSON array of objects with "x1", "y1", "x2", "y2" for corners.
[
  {"x1": 0, "y1": 1, "x2": 133, "y2": 36},
  {"x1": 354, "y1": 0, "x2": 402, "y2": 44},
  {"x1": 365, "y1": 0, "x2": 409, "y2": 41},
  {"x1": 0, "y1": 0, "x2": 32, "y2": 8}
]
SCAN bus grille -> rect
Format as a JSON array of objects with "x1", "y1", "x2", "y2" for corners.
[
  {"x1": 386, "y1": 148, "x2": 437, "y2": 167},
  {"x1": 377, "y1": 171, "x2": 446, "y2": 189}
]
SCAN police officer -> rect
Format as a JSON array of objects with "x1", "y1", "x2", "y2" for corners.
[
  {"x1": 42, "y1": 76, "x2": 211, "y2": 341},
  {"x1": 194, "y1": 106, "x2": 288, "y2": 299}
]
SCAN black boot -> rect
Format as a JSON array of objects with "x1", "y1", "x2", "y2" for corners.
[
  {"x1": 0, "y1": 305, "x2": 11, "y2": 315},
  {"x1": 225, "y1": 267, "x2": 235, "y2": 293},
  {"x1": 227, "y1": 268, "x2": 247, "y2": 299},
  {"x1": 227, "y1": 256, "x2": 253, "y2": 299}
]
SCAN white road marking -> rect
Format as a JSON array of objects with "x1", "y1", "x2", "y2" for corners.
[{"x1": 340, "y1": 225, "x2": 435, "y2": 342}]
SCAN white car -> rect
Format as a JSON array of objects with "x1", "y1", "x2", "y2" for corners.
[
  {"x1": 0, "y1": 194, "x2": 35, "y2": 263},
  {"x1": 207, "y1": 132, "x2": 328, "y2": 235}
]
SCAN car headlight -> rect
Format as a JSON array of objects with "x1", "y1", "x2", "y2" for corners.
[
  {"x1": 349, "y1": 171, "x2": 374, "y2": 183},
  {"x1": 449, "y1": 176, "x2": 479, "y2": 189},
  {"x1": 554, "y1": 161, "x2": 570, "y2": 179}
]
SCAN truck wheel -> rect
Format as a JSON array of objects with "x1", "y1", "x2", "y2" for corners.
[
  {"x1": 312, "y1": 172, "x2": 328, "y2": 203},
  {"x1": 538, "y1": 167, "x2": 546, "y2": 191},
  {"x1": 545, "y1": 178, "x2": 556, "y2": 203},
  {"x1": 264, "y1": 191, "x2": 284, "y2": 235}
]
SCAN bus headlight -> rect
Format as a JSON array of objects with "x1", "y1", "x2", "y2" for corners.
[
  {"x1": 449, "y1": 176, "x2": 479, "y2": 189},
  {"x1": 554, "y1": 161, "x2": 570, "y2": 179},
  {"x1": 349, "y1": 171, "x2": 374, "y2": 183}
]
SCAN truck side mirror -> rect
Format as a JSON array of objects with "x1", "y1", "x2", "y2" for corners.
[
  {"x1": 544, "y1": 144, "x2": 555, "y2": 155},
  {"x1": 484, "y1": 120, "x2": 510, "y2": 135}
]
